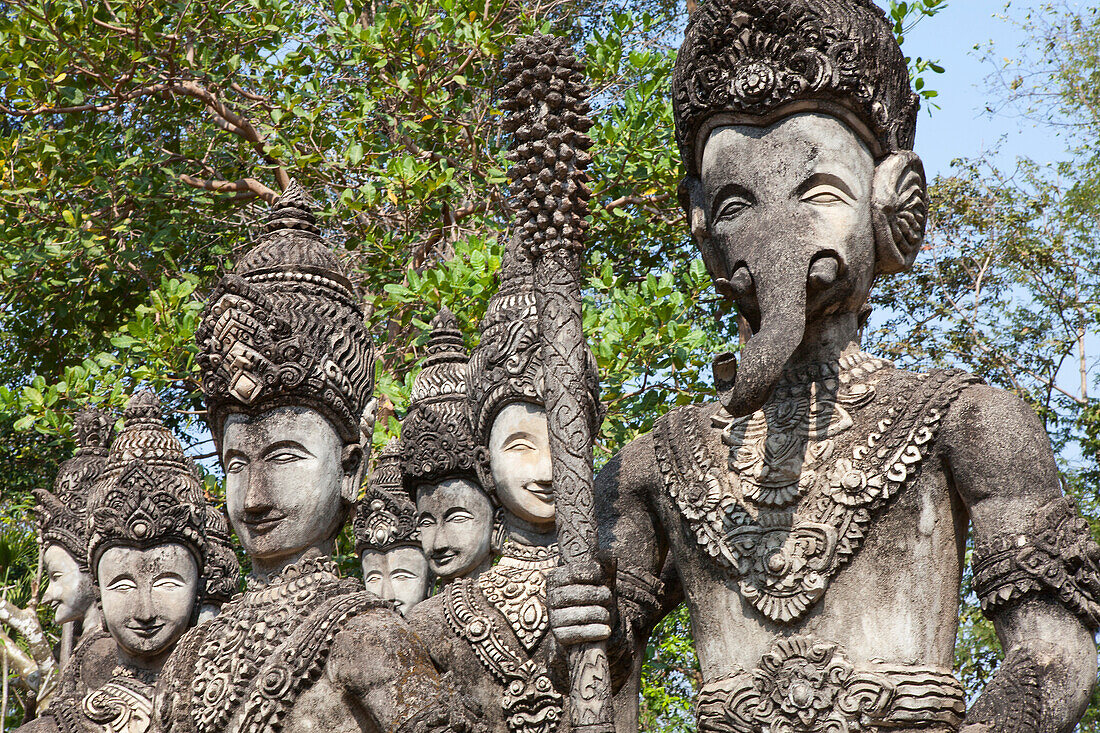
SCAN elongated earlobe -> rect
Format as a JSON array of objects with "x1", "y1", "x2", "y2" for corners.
[
  {"x1": 341, "y1": 444, "x2": 364, "y2": 504},
  {"x1": 681, "y1": 175, "x2": 728, "y2": 286},
  {"x1": 872, "y1": 151, "x2": 928, "y2": 275}
]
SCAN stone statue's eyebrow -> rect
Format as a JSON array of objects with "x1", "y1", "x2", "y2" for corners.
[
  {"x1": 794, "y1": 171, "x2": 857, "y2": 201},
  {"x1": 709, "y1": 182, "x2": 755, "y2": 220},
  {"x1": 260, "y1": 440, "x2": 315, "y2": 458},
  {"x1": 443, "y1": 506, "x2": 473, "y2": 519}
]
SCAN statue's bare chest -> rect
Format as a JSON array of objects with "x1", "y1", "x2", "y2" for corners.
[{"x1": 653, "y1": 357, "x2": 977, "y2": 624}]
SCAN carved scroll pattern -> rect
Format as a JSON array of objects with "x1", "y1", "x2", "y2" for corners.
[
  {"x1": 973, "y1": 496, "x2": 1100, "y2": 630},
  {"x1": 655, "y1": 365, "x2": 978, "y2": 623},
  {"x1": 82, "y1": 677, "x2": 155, "y2": 733},
  {"x1": 444, "y1": 578, "x2": 563, "y2": 733}
]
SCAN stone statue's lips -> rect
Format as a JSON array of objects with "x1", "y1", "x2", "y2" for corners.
[
  {"x1": 128, "y1": 621, "x2": 164, "y2": 639},
  {"x1": 242, "y1": 512, "x2": 286, "y2": 535}
]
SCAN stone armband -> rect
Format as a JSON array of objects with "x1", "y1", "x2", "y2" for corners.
[
  {"x1": 615, "y1": 565, "x2": 665, "y2": 635},
  {"x1": 972, "y1": 497, "x2": 1100, "y2": 630}
]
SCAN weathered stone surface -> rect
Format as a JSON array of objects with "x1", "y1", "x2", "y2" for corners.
[{"x1": 547, "y1": 2, "x2": 1100, "y2": 733}]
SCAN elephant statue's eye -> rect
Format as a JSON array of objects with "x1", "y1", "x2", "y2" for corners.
[{"x1": 716, "y1": 197, "x2": 751, "y2": 221}]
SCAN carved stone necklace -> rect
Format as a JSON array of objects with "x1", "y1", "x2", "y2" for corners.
[
  {"x1": 654, "y1": 354, "x2": 978, "y2": 624},
  {"x1": 445, "y1": 538, "x2": 562, "y2": 733},
  {"x1": 477, "y1": 539, "x2": 557, "y2": 650}
]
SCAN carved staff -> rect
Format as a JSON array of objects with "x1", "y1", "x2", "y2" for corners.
[{"x1": 500, "y1": 34, "x2": 613, "y2": 731}]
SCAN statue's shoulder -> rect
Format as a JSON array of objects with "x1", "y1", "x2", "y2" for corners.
[{"x1": 599, "y1": 400, "x2": 724, "y2": 496}]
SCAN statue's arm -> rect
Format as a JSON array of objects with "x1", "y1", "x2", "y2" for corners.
[
  {"x1": 329, "y1": 609, "x2": 480, "y2": 733},
  {"x1": 945, "y1": 383, "x2": 1098, "y2": 733}
]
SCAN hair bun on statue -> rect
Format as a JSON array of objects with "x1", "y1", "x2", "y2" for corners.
[
  {"x1": 400, "y1": 307, "x2": 482, "y2": 494},
  {"x1": 354, "y1": 439, "x2": 420, "y2": 553},
  {"x1": 672, "y1": 0, "x2": 919, "y2": 176},
  {"x1": 32, "y1": 405, "x2": 115, "y2": 571}
]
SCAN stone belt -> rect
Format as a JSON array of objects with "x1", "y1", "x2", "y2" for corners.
[{"x1": 696, "y1": 637, "x2": 966, "y2": 733}]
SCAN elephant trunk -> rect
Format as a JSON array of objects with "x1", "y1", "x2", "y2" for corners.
[{"x1": 716, "y1": 248, "x2": 819, "y2": 418}]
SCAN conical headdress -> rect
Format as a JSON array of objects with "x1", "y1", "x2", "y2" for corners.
[
  {"x1": 32, "y1": 406, "x2": 115, "y2": 570},
  {"x1": 672, "y1": 0, "x2": 919, "y2": 176},
  {"x1": 354, "y1": 438, "x2": 419, "y2": 553},
  {"x1": 86, "y1": 391, "x2": 239, "y2": 602},
  {"x1": 195, "y1": 181, "x2": 376, "y2": 446},
  {"x1": 400, "y1": 308, "x2": 482, "y2": 494},
  {"x1": 465, "y1": 237, "x2": 545, "y2": 445}
]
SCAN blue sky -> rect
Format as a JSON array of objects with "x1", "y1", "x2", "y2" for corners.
[{"x1": 884, "y1": 1, "x2": 1072, "y2": 177}]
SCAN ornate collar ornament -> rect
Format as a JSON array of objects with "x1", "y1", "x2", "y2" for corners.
[
  {"x1": 33, "y1": 406, "x2": 114, "y2": 570},
  {"x1": 86, "y1": 392, "x2": 208, "y2": 574},
  {"x1": 445, "y1": 539, "x2": 562, "y2": 733},
  {"x1": 195, "y1": 180, "x2": 376, "y2": 448},
  {"x1": 655, "y1": 358, "x2": 979, "y2": 623},
  {"x1": 671, "y1": 0, "x2": 919, "y2": 175},
  {"x1": 354, "y1": 438, "x2": 420, "y2": 553},
  {"x1": 400, "y1": 307, "x2": 483, "y2": 493}
]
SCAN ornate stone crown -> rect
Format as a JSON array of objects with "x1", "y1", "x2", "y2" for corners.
[
  {"x1": 354, "y1": 438, "x2": 420, "y2": 553},
  {"x1": 32, "y1": 406, "x2": 115, "y2": 570},
  {"x1": 86, "y1": 391, "x2": 239, "y2": 601},
  {"x1": 195, "y1": 181, "x2": 376, "y2": 447},
  {"x1": 672, "y1": 0, "x2": 919, "y2": 175},
  {"x1": 465, "y1": 241, "x2": 545, "y2": 445},
  {"x1": 400, "y1": 308, "x2": 482, "y2": 493}
]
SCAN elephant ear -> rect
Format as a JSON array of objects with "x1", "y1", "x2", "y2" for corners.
[{"x1": 872, "y1": 151, "x2": 928, "y2": 275}]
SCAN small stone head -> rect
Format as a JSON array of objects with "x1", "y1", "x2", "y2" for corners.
[
  {"x1": 87, "y1": 394, "x2": 209, "y2": 664},
  {"x1": 34, "y1": 406, "x2": 114, "y2": 625},
  {"x1": 195, "y1": 182, "x2": 375, "y2": 564},
  {"x1": 672, "y1": 0, "x2": 927, "y2": 417},
  {"x1": 354, "y1": 440, "x2": 431, "y2": 614},
  {"x1": 401, "y1": 307, "x2": 496, "y2": 580}
]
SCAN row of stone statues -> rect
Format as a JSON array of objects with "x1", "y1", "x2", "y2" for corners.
[{"x1": 17, "y1": 0, "x2": 1100, "y2": 732}]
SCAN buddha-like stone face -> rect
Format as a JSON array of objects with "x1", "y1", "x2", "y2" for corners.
[
  {"x1": 361, "y1": 547, "x2": 431, "y2": 615},
  {"x1": 222, "y1": 406, "x2": 359, "y2": 565},
  {"x1": 97, "y1": 544, "x2": 199, "y2": 661},
  {"x1": 696, "y1": 113, "x2": 879, "y2": 416},
  {"x1": 42, "y1": 543, "x2": 94, "y2": 625},
  {"x1": 416, "y1": 477, "x2": 494, "y2": 581},
  {"x1": 488, "y1": 402, "x2": 554, "y2": 527}
]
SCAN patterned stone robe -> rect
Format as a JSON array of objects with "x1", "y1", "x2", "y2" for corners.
[
  {"x1": 153, "y1": 554, "x2": 396, "y2": 733},
  {"x1": 603, "y1": 354, "x2": 987, "y2": 733},
  {"x1": 407, "y1": 542, "x2": 565, "y2": 733}
]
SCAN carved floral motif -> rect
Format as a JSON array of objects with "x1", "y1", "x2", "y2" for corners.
[{"x1": 696, "y1": 636, "x2": 965, "y2": 733}]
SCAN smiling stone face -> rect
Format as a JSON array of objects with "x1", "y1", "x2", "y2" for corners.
[
  {"x1": 222, "y1": 406, "x2": 356, "y2": 565},
  {"x1": 42, "y1": 543, "x2": 94, "y2": 625},
  {"x1": 97, "y1": 543, "x2": 199, "y2": 661},
  {"x1": 416, "y1": 477, "x2": 494, "y2": 581},
  {"x1": 488, "y1": 402, "x2": 555, "y2": 527}
]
